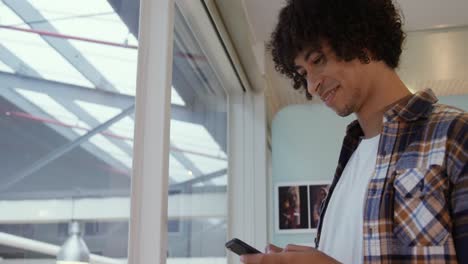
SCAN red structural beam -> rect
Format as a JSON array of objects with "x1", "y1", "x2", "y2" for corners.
[{"x1": 0, "y1": 24, "x2": 138, "y2": 49}]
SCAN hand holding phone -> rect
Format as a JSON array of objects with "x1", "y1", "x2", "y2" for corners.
[{"x1": 225, "y1": 238, "x2": 261, "y2": 255}]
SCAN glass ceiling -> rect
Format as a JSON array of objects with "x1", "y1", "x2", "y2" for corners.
[
  {"x1": 15, "y1": 88, "x2": 82, "y2": 126},
  {"x1": 0, "y1": 0, "x2": 227, "y2": 188},
  {"x1": 0, "y1": 59, "x2": 13, "y2": 73},
  {"x1": 0, "y1": 3, "x2": 94, "y2": 87},
  {"x1": 32, "y1": 0, "x2": 139, "y2": 94}
]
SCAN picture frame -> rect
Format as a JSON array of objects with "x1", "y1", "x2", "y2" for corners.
[
  {"x1": 275, "y1": 181, "x2": 330, "y2": 234},
  {"x1": 308, "y1": 182, "x2": 330, "y2": 230}
]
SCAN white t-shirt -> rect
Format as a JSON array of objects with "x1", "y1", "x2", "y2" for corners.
[{"x1": 318, "y1": 135, "x2": 380, "y2": 264}]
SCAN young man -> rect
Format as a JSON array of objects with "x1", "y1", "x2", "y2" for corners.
[{"x1": 241, "y1": 0, "x2": 467, "y2": 263}]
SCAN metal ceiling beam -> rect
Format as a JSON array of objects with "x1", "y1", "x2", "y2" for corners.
[
  {"x1": 0, "y1": 71, "x2": 201, "y2": 124},
  {"x1": 0, "y1": 72, "x2": 221, "y2": 187},
  {"x1": 107, "y1": 0, "x2": 205, "y2": 112},
  {"x1": 0, "y1": 48, "x2": 135, "y2": 167},
  {"x1": 0, "y1": 67, "x2": 135, "y2": 176},
  {"x1": 0, "y1": 71, "x2": 221, "y2": 162},
  {"x1": 170, "y1": 141, "x2": 204, "y2": 177},
  {"x1": 0, "y1": 105, "x2": 135, "y2": 193},
  {"x1": 170, "y1": 168, "x2": 227, "y2": 190},
  {"x1": 0, "y1": 44, "x2": 41, "y2": 77},
  {"x1": 3, "y1": 0, "x2": 117, "y2": 91},
  {"x1": 0, "y1": 73, "x2": 224, "y2": 196},
  {"x1": 4, "y1": 0, "x2": 226, "y2": 155},
  {"x1": 109, "y1": 0, "x2": 225, "y2": 113},
  {"x1": 63, "y1": 98, "x2": 134, "y2": 156},
  {"x1": 107, "y1": 0, "x2": 140, "y2": 37},
  {"x1": 0, "y1": 1, "x2": 226, "y2": 184},
  {"x1": 0, "y1": 71, "x2": 132, "y2": 108},
  {"x1": 63, "y1": 99, "x2": 204, "y2": 178},
  {"x1": 0, "y1": 93, "x2": 209, "y2": 192},
  {"x1": 0, "y1": 87, "x2": 130, "y2": 174},
  {"x1": 0, "y1": 4, "x2": 228, "y2": 154}
]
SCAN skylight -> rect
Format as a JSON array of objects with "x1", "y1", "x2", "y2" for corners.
[
  {"x1": 183, "y1": 153, "x2": 227, "y2": 176},
  {"x1": 0, "y1": 32, "x2": 94, "y2": 88},
  {"x1": 30, "y1": 0, "x2": 112, "y2": 14},
  {"x1": 75, "y1": 100, "x2": 133, "y2": 142},
  {"x1": 108, "y1": 116, "x2": 134, "y2": 141},
  {"x1": 15, "y1": 88, "x2": 81, "y2": 126},
  {"x1": 169, "y1": 155, "x2": 195, "y2": 183},
  {"x1": 0, "y1": 59, "x2": 14, "y2": 73},
  {"x1": 0, "y1": 2, "x2": 28, "y2": 25},
  {"x1": 42, "y1": 10, "x2": 135, "y2": 45},
  {"x1": 170, "y1": 120, "x2": 226, "y2": 159},
  {"x1": 75, "y1": 100, "x2": 121, "y2": 123},
  {"x1": 70, "y1": 40, "x2": 138, "y2": 95},
  {"x1": 26, "y1": 0, "x2": 139, "y2": 95},
  {"x1": 89, "y1": 134, "x2": 133, "y2": 168},
  {"x1": 0, "y1": 3, "x2": 94, "y2": 87}
]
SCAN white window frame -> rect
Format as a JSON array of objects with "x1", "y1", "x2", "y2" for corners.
[
  {"x1": 128, "y1": 0, "x2": 174, "y2": 263},
  {"x1": 129, "y1": 0, "x2": 268, "y2": 264},
  {"x1": 228, "y1": 92, "x2": 268, "y2": 264}
]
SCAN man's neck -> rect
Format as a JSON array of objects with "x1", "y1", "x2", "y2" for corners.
[{"x1": 355, "y1": 66, "x2": 411, "y2": 139}]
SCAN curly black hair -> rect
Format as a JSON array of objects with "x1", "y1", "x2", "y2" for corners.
[{"x1": 268, "y1": 0, "x2": 406, "y2": 99}]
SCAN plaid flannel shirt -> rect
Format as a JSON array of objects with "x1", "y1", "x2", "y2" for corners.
[{"x1": 315, "y1": 89, "x2": 468, "y2": 263}]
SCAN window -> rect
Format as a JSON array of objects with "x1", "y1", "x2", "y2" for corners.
[
  {"x1": 0, "y1": 0, "x2": 139, "y2": 262},
  {"x1": 1, "y1": 0, "x2": 248, "y2": 263},
  {"x1": 165, "y1": 4, "x2": 230, "y2": 263}
]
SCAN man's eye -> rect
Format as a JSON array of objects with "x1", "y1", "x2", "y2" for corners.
[{"x1": 312, "y1": 55, "x2": 323, "y2": 65}]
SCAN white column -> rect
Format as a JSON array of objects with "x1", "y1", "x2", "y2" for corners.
[{"x1": 128, "y1": 0, "x2": 174, "y2": 263}]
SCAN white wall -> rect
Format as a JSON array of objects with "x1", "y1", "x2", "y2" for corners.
[
  {"x1": 270, "y1": 104, "x2": 353, "y2": 246},
  {"x1": 270, "y1": 95, "x2": 468, "y2": 246}
]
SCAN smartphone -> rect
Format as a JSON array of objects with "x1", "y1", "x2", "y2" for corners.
[{"x1": 225, "y1": 238, "x2": 262, "y2": 255}]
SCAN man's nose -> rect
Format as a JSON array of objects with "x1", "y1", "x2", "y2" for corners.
[{"x1": 306, "y1": 77, "x2": 321, "y2": 97}]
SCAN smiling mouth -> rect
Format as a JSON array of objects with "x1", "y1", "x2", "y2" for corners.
[{"x1": 320, "y1": 85, "x2": 339, "y2": 105}]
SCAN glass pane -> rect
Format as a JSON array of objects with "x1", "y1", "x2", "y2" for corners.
[
  {"x1": 29, "y1": 0, "x2": 133, "y2": 43},
  {"x1": 30, "y1": 0, "x2": 139, "y2": 95},
  {"x1": 0, "y1": 1, "x2": 140, "y2": 263},
  {"x1": 0, "y1": 59, "x2": 14, "y2": 73},
  {"x1": 0, "y1": 2, "x2": 94, "y2": 88},
  {"x1": 166, "y1": 5, "x2": 229, "y2": 264},
  {"x1": 70, "y1": 40, "x2": 138, "y2": 95}
]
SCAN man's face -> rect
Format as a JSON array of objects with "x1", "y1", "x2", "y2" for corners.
[{"x1": 293, "y1": 43, "x2": 369, "y2": 117}]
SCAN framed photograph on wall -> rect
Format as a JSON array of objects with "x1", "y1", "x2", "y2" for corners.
[
  {"x1": 275, "y1": 181, "x2": 330, "y2": 234},
  {"x1": 275, "y1": 183, "x2": 310, "y2": 233},
  {"x1": 308, "y1": 182, "x2": 330, "y2": 231}
]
